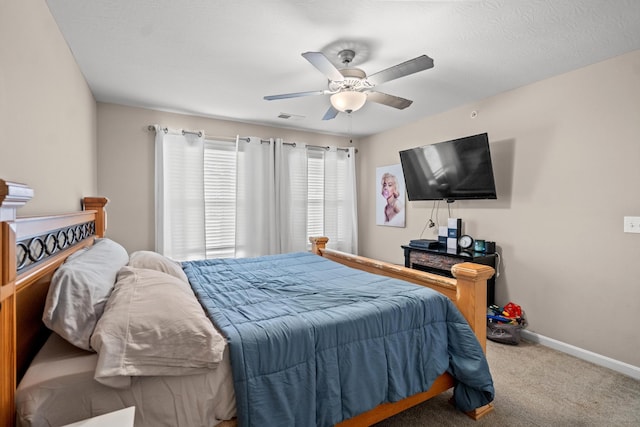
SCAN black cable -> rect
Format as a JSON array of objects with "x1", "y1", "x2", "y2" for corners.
[{"x1": 421, "y1": 201, "x2": 438, "y2": 238}]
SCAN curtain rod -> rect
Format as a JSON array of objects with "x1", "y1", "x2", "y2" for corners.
[
  {"x1": 147, "y1": 125, "x2": 355, "y2": 153},
  {"x1": 148, "y1": 125, "x2": 204, "y2": 138}
]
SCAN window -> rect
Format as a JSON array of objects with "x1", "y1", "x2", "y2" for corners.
[
  {"x1": 156, "y1": 129, "x2": 357, "y2": 259},
  {"x1": 202, "y1": 144, "x2": 350, "y2": 255},
  {"x1": 307, "y1": 151, "x2": 325, "y2": 239},
  {"x1": 203, "y1": 140, "x2": 236, "y2": 258}
]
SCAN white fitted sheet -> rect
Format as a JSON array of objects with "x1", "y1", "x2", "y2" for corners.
[{"x1": 16, "y1": 333, "x2": 236, "y2": 427}]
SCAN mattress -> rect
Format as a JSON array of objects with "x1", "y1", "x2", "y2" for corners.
[{"x1": 16, "y1": 333, "x2": 236, "y2": 427}]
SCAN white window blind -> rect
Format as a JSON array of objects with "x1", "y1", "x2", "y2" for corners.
[
  {"x1": 204, "y1": 140, "x2": 237, "y2": 258},
  {"x1": 307, "y1": 151, "x2": 325, "y2": 239}
]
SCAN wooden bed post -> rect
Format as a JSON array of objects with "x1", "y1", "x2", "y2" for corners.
[
  {"x1": 309, "y1": 236, "x2": 329, "y2": 254},
  {"x1": 82, "y1": 197, "x2": 109, "y2": 237},
  {"x1": 0, "y1": 180, "x2": 34, "y2": 222},
  {"x1": 451, "y1": 262, "x2": 495, "y2": 353},
  {"x1": 0, "y1": 180, "x2": 34, "y2": 427}
]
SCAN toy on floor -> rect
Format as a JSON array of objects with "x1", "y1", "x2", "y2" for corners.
[{"x1": 486, "y1": 302, "x2": 526, "y2": 344}]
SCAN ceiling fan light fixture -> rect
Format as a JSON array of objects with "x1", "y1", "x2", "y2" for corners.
[{"x1": 330, "y1": 91, "x2": 367, "y2": 113}]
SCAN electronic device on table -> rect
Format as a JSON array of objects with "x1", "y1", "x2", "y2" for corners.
[{"x1": 409, "y1": 239, "x2": 440, "y2": 249}]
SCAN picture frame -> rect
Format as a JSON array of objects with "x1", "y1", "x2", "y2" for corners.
[{"x1": 376, "y1": 164, "x2": 406, "y2": 227}]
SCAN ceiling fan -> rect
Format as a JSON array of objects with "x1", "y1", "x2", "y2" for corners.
[{"x1": 264, "y1": 49, "x2": 434, "y2": 120}]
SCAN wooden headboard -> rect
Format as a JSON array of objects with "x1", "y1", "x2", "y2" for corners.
[{"x1": 0, "y1": 179, "x2": 108, "y2": 427}]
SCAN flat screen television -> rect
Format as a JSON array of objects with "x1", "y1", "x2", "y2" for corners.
[{"x1": 399, "y1": 132, "x2": 497, "y2": 202}]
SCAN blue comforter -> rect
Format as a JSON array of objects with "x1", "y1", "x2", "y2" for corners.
[{"x1": 183, "y1": 252, "x2": 493, "y2": 427}]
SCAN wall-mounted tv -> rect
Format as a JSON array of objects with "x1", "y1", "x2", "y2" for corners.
[{"x1": 399, "y1": 132, "x2": 497, "y2": 202}]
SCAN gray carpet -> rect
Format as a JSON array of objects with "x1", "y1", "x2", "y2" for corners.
[{"x1": 375, "y1": 339, "x2": 640, "y2": 426}]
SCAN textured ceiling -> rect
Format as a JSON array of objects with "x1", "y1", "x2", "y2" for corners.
[{"x1": 46, "y1": 0, "x2": 640, "y2": 138}]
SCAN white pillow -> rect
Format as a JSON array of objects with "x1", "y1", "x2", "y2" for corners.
[
  {"x1": 91, "y1": 266, "x2": 226, "y2": 388},
  {"x1": 128, "y1": 250, "x2": 189, "y2": 283},
  {"x1": 43, "y1": 238, "x2": 129, "y2": 351}
]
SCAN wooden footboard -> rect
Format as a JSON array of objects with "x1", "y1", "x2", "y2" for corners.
[{"x1": 310, "y1": 237, "x2": 495, "y2": 424}]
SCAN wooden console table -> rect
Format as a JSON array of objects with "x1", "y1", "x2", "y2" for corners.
[{"x1": 401, "y1": 245, "x2": 497, "y2": 306}]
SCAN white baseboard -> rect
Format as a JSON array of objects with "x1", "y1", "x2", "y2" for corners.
[{"x1": 520, "y1": 330, "x2": 640, "y2": 380}]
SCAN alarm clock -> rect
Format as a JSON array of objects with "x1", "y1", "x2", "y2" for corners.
[{"x1": 457, "y1": 234, "x2": 474, "y2": 250}]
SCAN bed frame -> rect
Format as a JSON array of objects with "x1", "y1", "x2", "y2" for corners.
[
  {"x1": 309, "y1": 237, "x2": 495, "y2": 426},
  {"x1": 0, "y1": 179, "x2": 495, "y2": 427}
]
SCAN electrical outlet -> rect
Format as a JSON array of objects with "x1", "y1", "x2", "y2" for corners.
[{"x1": 623, "y1": 216, "x2": 640, "y2": 233}]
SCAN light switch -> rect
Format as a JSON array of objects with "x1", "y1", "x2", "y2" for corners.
[{"x1": 623, "y1": 216, "x2": 640, "y2": 233}]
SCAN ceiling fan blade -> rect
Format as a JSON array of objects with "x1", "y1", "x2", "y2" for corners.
[
  {"x1": 264, "y1": 90, "x2": 327, "y2": 101},
  {"x1": 367, "y1": 55, "x2": 434, "y2": 86},
  {"x1": 322, "y1": 106, "x2": 340, "y2": 121},
  {"x1": 366, "y1": 91, "x2": 413, "y2": 110},
  {"x1": 302, "y1": 52, "x2": 344, "y2": 82}
]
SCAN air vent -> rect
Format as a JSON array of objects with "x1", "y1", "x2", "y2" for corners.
[{"x1": 278, "y1": 112, "x2": 305, "y2": 121}]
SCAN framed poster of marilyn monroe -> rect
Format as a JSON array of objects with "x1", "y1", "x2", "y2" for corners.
[{"x1": 376, "y1": 164, "x2": 406, "y2": 227}]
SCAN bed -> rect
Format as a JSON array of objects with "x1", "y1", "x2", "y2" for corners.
[{"x1": 0, "y1": 178, "x2": 495, "y2": 427}]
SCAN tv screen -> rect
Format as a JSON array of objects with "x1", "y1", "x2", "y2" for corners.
[{"x1": 399, "y1": 133, "x2": 497, "y2": 202}]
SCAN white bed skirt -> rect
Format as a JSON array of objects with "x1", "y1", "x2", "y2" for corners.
[{"x1": 16, "y1": 333, "x2": 236, "y2": 427}]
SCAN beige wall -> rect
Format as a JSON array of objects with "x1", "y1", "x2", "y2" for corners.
[
  {"x1": 358, "y1": 50, "x2": 640, "y2": 367},
  {"x1": 96, "y1": 103, "x2": 358, "y2": 253},
  {"x1": 0, "y1": 0, "x2": 97, "y2": 214}
]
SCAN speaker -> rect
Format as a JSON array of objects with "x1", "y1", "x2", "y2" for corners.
[{"x1": 485, "y1": 241, "x2": 496, "y2": 254}]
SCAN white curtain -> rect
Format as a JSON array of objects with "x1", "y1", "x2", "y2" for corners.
[
  {"x1": 155, "y1": 126, "x2": 206, "y2": 260},
  {"x1": 324, "y1": 147, "x2": 358, "y2": 253},
  {"x1": 345, "y1": 147, "x2": 358, "y2": 254},
  {"x1": 275, "y1": 142, "x2": 358, "y2": 254},
  {"x1": 156, "y1": 126, "x2": 358, "y2": 259},
  {"x1": 275, "y1": 139, "x2": 309, "y2": 253},
  {"x1": 234, "y1": 136, "x2": 276, "y2": 258}
]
